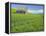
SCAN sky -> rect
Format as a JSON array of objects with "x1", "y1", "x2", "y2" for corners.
[{"x1": 11, "y1": 4, "x2": 44, "y2": 14}]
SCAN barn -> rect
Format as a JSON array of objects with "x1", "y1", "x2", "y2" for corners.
[{"x1": 16, "y1": 6, "x2": 27, "y2": 14}]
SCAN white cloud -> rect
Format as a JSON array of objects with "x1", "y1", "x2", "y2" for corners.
[{"x1": 27, "y1": 9, "x2": 43, "y2": 14}]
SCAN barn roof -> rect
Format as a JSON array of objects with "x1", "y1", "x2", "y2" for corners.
[{"x1": 16, "y1": 6, "x2": 27, "y2": 11}]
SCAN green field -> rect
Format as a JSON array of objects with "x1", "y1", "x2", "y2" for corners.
[{"x1": 10, "y1": 13, "x2": 44, "y2": 32}]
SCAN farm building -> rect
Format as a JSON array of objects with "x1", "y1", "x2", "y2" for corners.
[{"x1": 16, "y1": 6, "x2": 27, "y2": 14}]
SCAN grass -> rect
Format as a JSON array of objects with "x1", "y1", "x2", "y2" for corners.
[{"x1": 10, "y1": 13, "x2": 44, "y2": 32}]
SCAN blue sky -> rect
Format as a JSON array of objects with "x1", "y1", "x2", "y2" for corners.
[{"x1": 11, "y1": 4, "x2": 44, "y2": 14}]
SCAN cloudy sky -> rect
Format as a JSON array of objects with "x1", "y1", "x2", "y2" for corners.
[{"x1": 11, "y1": 3, "x2": 44, "y2": 14}]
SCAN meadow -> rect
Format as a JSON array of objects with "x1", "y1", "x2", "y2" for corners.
[{"x1": 10, "y1": 13, "x2": 44, "y2": 32}]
